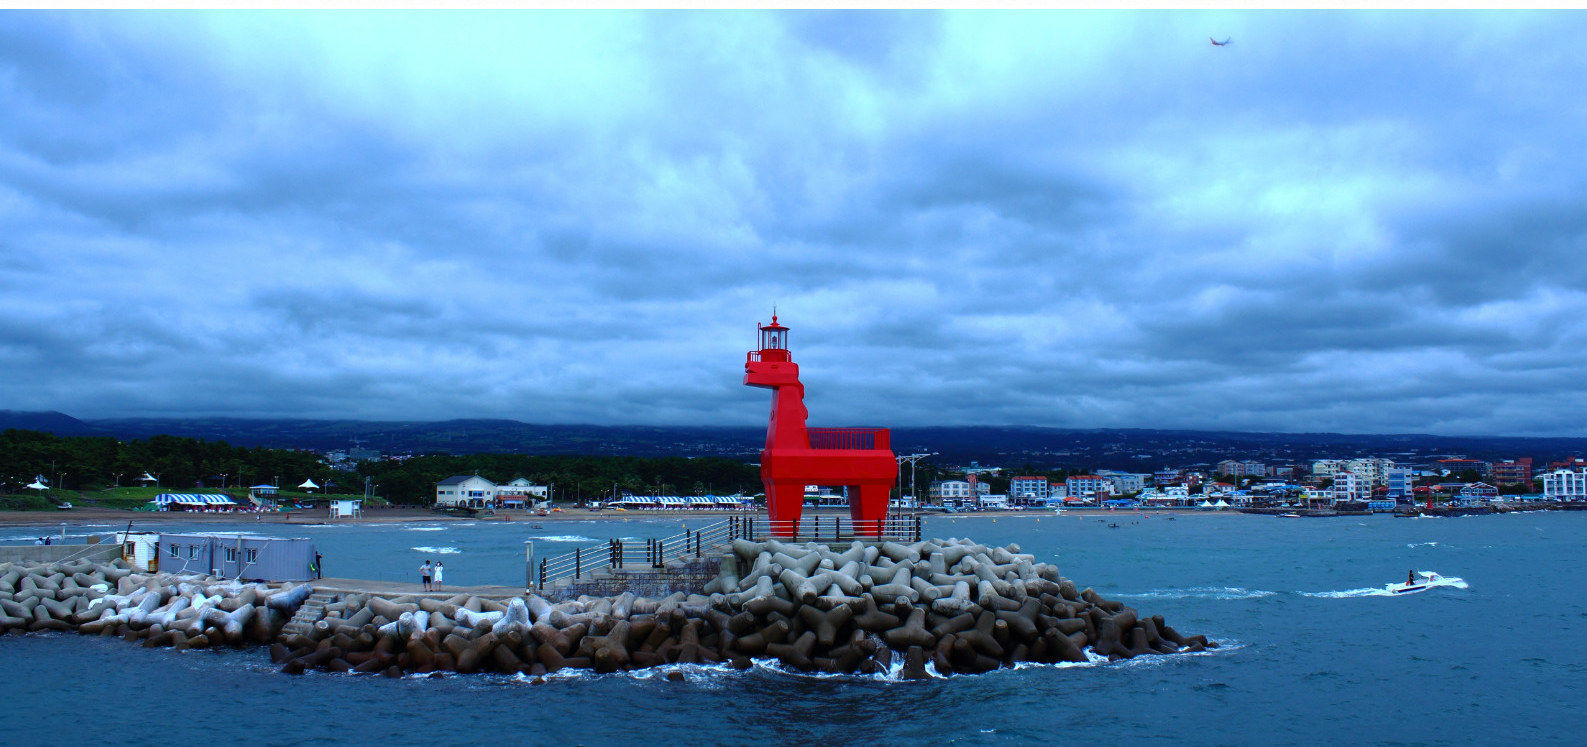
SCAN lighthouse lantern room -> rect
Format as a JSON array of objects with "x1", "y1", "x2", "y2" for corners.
[{"x1": 757, "y1": 316, "x2": 790, "y2": 362}]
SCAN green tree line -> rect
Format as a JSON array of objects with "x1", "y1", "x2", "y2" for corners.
[
  {"x1": 0, "y1": 428, "x2": 337, "y2": 495},
  {"x1": 357, "y1": 454, "x2": 763, "y2": 506}
]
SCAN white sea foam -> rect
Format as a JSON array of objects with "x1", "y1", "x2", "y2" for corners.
[
  {"x1": 412, "y1": 640, "x2": 1234, "y2": 686},
  {"x1": 404, "y1": 526, "x2": 447, "y2": 532},
  {"x1": 1407, "y1": 542, "x2": 1439, "y2": 548},
  {"x1": 1118, "y1": 586, "x2": 1277, "y2": 601},
  {"x1": 1302, "y1": 587, "x2": 1388, "y2": 598},
  {"x1": 411, "y1": 546, "x2": 460, "y2": 554},
  {"x1": 528, "y1": 535, "x2": 598, "y2": 543}
]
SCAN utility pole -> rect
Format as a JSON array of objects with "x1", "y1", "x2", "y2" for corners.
[{"x1": 896, "y1": 453, "x2": 937, "y2": 505}]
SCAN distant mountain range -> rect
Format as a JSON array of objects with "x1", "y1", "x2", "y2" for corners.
[{"x1": 4, "y1": 410, "x2": 1586, "y2": 470}]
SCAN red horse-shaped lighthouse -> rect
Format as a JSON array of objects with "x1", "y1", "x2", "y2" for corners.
[{"x1": 744, "y1": 315, "x2": 897, "y2": 537}]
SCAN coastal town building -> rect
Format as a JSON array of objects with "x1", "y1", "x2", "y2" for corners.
[
  {"x1": 1385, "y1": 468, "x2": 1414, "y2": 499},
  {"x1": 1542, "y1": 469, "x2": 1587, "y2": 501},
  {"x1": 496, "y1": 477, "x2": 549, "y2": 507},
  {"x1": 1064, "y1": 475, "x2": 1113, "y2": 503},
  {"x1": 1457, "y1": 482, "x2": 1498, "y2": 502},
  {"x1": 1096, "y1": 470, "x2": 1148, "y2": 494},
  {"x1": 1347, "y1": 458, "x2": 1395, "y2": 487},
  {"x1": 1437, "y1": 458, "x2": 1488, "y2": 477},
  {"x1": 929, "y1": 480, "x2": 988, "y2": 504},
  {"x1": 1008, "y1": 476, "x2": 1049, "y2": 503},
  {"x1": 435, "y1": 475, "x2": 496, "y2": 508},
  {"x1": 1490, "y1": 458, "x2": 1532, "y2": 486},
  {"x1": 1216, "y1": 460, "x2": 1265, "y2": 477},
  {"x1": 1331, "y1": 472, "x2": 1368, "y2": 503},
  {"x1": 248, "y1": 484, "x2": 279, "y2": 507}
]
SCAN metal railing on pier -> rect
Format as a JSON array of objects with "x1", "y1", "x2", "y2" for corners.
[
  {"x1": 533, "y1": 511, "x2": 923, "y2": 589},
  {"x1": 806, "y1": 427, "x2": 890, "y2": 450}
]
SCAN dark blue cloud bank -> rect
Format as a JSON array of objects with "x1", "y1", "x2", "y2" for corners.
[{"x1": 2, "y1": 11, "x2": 1586, "y2": 435}]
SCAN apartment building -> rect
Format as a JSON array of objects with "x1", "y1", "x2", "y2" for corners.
[
  {"x1": 1331, "y1": 472, "x2": 1368, "y2": 503},
  {"x1": 1385, "y1": 467, "x2": 1414, "y2": 499},
  {"x1": 1216, "y1": 460, "x2": 1266, "y2": 477},
  {"x1": 1542, "y1": 469, "x2": 1587, "y2": 500},
  {"x1": 1437, "y1": 458, "x2": 1489, "y2": 477},
  {"x1": 1096, "y1": 470, "x2": 1148, "y2": 494},
  {"x1": 1490, "y1": 458, "x2": 1532, "y2": 486},
  {"x1": 1008, "y1": 476, "x2": 1049, "y2": 502},
  {"x1": 1065, "y1": 475, "x2": 1113, "y2": 503}
]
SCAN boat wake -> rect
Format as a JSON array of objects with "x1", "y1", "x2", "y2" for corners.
[
  {"x1": 1301, "y1": 587, "x2": 1392, "y2": 598},
  {"x1": 1117, "y1": 586, "x2": 1277, "y2": 601},
  {"x1": 1303, "y1": 575, "x2": 1468, "y2": 598},
  {"x1": 410, "y1": 546, "x2": 460, "y2": 554}
]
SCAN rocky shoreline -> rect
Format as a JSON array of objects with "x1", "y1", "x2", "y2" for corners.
[{"x1": 2, "y1": 536, "x2": 1215, "y2": 680}]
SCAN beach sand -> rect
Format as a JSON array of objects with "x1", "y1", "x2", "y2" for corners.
[{"x1": 0, "y1": 504, "x2": 1235, "y2": 528}]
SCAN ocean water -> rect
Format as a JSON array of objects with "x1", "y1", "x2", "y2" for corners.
[{"x1": 5, "y1": 511, "x2": 1586, "y2": 745}]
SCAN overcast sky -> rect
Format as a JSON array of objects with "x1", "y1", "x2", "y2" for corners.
[{"x1": 3, "y1": 10, "x2": 1586, "y2": 435}]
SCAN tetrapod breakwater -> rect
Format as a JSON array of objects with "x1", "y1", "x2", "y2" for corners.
[{"x1": 3, "y1": 534, "x2": 1214, "y2": 680}]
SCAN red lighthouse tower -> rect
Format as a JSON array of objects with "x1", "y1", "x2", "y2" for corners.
[{"x1": 744, "y1": 315, "x2": 897, "y2": 537}]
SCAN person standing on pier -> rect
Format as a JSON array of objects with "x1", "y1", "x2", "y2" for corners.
[
  {"x1": 434, "y1": 562, "x2": 444, "y2": 591},
  {"x1": 420, "y1": 560, "x2": 433, "y2": 591}
]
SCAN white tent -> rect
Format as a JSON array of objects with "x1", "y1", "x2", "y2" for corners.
[
  {"x1": 298, "y1": 479, "x2": 320, "y2": 491},
  {"x1": 1213, "y1": 499, "x2": 1231, "y2": 509},
  {"x1": 139, "y1": 472, "x2": 158, "y2": 484},
  {"x1": 26, "y1": 481, "x2": 49, "y2": 491},
  {"x1": 1197, "y1": 500, "x2": 1215, "y2": 509}
]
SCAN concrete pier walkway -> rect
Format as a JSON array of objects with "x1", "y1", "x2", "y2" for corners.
[{"x1": 310, "y1": 577, "x2": 528, "y2": 599}]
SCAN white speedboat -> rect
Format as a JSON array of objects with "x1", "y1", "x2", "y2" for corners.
[{"x1": 1386, "y1": 571, "x2": 1461, "y2": 595}]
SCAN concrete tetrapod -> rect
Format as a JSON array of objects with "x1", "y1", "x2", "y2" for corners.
[{"x1": 0, "y1": 537, "x2": 1216, "y2": 679}]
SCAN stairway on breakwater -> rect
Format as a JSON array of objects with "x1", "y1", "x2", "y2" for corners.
[{"x1": 280, "y1": 590, "x2": 335, "y2": 637}]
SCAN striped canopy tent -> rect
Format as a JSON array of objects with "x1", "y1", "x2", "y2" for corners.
[
  {"x1": 713, "y1": 495, "x2": 740, "y2": 506},
  {"x1": 658, "y1": 496, "x2": 689, "y2": 508},
  {"x1": 688, "y1": 496, "x2": 716, "y2": 508},
  {"x1": 152, "y1": 493, "x2": 238, "y2": 508}
]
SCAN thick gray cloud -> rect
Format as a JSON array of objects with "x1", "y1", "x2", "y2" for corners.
[{"x1": 3, "y1": 10, "x2": 1587, "y2": 436}]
